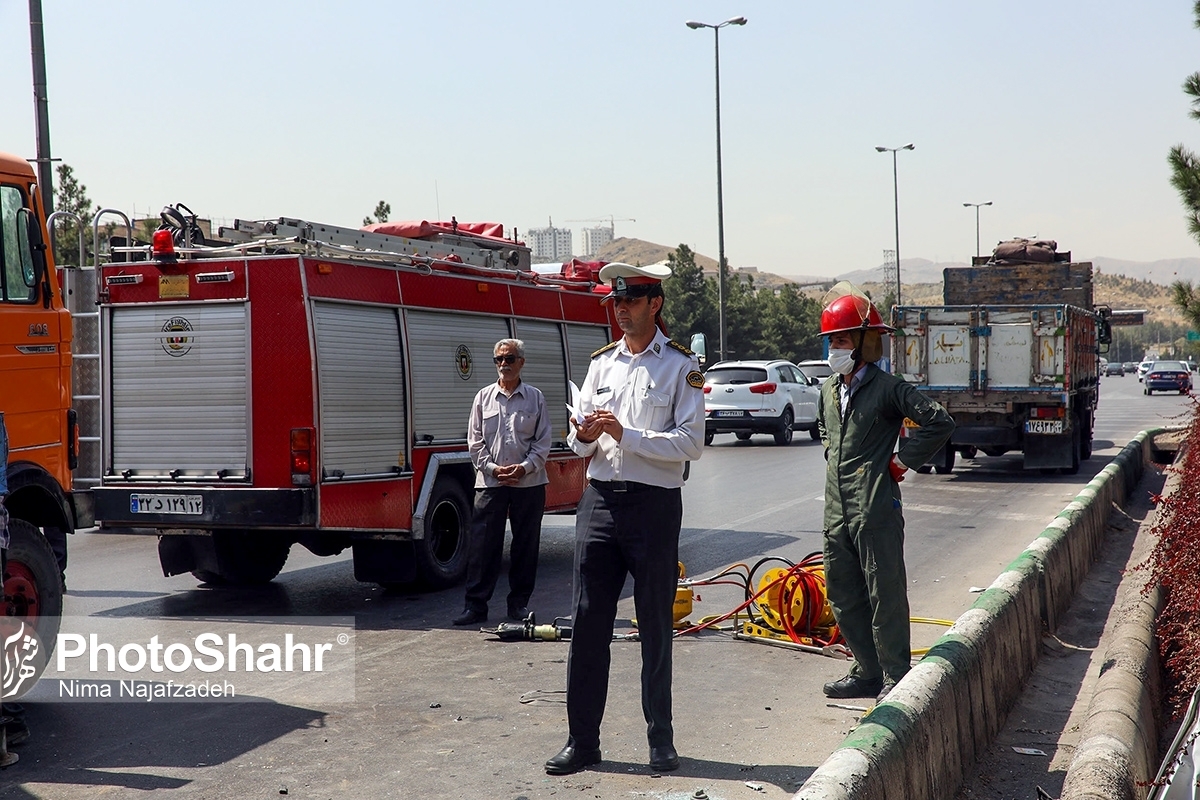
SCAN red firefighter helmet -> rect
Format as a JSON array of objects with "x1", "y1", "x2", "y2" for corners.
[{"x1": 819, "y1": 283, "x2": 894, "y2": 337}]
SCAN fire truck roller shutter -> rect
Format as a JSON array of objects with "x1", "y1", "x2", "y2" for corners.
[
  {"x1": 312, "y1": 302, "x2": 407, "y2": 477},
  {"x1": 110, "y1": 303, "x2": 248, "y2": 477},
  {"x1": 404, "y1": 310, "x2": 510, "y2": 443},
  {"x1": 564, "y1": 324, "x2": 611, "y2": 391},
  {"x1": 510, "y1": 319, "x2": 570, "y2": 446}
]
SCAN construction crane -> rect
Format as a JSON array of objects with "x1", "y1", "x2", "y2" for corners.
[{"x1": 566, "y1": 215, "x2": 636, "y2": 236}]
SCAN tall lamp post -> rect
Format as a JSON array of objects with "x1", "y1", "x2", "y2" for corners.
[
  {"x1": 875, "y1": 143, "x2": 914, "y2": 306},
  {"x1": 687, "y1": 16, "x2": 746, "y2": 363},
  {"x1": 963, "y1": 201, "x2": 993, "y2": 259}
]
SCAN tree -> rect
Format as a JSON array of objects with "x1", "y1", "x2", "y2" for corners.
[
  {"x1": 1170, "y1": 279, "x2": 1200, "y2": 332},
  {"x1": 51, "y1": 163, "x2": 97, "y2": 266},
  {"x1": 363, "y1": 201, "x2": 391, "y2": 227},
  {"x1": 661, "y1": 244, "x2": 717, "y2": 347},
  {"x1": 753, "y1": 284, "x2": 824, "y2": 364},
  {"x1": 1168, "y1": 2, "x2": 1200, "y2": 327}
]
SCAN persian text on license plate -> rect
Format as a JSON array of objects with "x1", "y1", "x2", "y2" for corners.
[
  {"x1": 130, "y1": 493, "x2": 203, "y2": 515},
  {"x1": 715, "y1": 410, "x2": 744, "y2": 418},
  {"x1": 1024, "y1": 419, "x2": 1064, "y2": 435}
]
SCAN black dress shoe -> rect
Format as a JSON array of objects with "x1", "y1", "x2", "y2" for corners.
[
  {"x1": 822, "y1": 674, "x2": 883, "y2": 699},
  {"x1": 507, "y1": 606, "x2": 530, "y2": 621},
  {"x1": 649, "y1": 744, "x2": 679, "y2": 772},
  {"x1": 545, "y1": 741, "x2": 601, "y2": 775},
  {"x1": 452, "y1": 608, "x2": 487, "y2": 626}
]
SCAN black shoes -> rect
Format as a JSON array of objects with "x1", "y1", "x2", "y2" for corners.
[
  {"x1": 545, "y1": 741, "x2": 602, "y2": 775},
  {"x1": 649, "y1": 744, "x2": 679, "y2": 772},
  {"x1": 507, "y1": 605, "x2": 530, "y2": 621},
  {"x1": 876, "y1": 678, "x2": 898, "y2": 704},
  {"x1": 451, "y1": 608, "x2": 487, "y2": 626},
  {"x1": 822, "y1": 674, "x2": 884, "y2": 699}
]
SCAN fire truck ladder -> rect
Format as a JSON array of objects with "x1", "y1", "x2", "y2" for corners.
[
  {"x1": 48, "y1": 211, "x2": 101, "y2": 490},
  {"x1": 217, "y1": 218, "x2": 528, "y2": 273}
]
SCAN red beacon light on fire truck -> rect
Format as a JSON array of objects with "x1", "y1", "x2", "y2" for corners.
[{"x1": 152, "y1": 230, "x2": 178, "y2": 264}]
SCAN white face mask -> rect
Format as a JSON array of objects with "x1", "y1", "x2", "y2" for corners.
[{"x1": 828, "y1": 348, "x2": 857, "y2": 375}]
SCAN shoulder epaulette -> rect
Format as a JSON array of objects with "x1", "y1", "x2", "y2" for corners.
[
  {"x1": 666, "y1": 340, "x2": 695, "y2": 357},
  {"x1": 591, "y1": 341, "x2": 620, "y2": 358}
]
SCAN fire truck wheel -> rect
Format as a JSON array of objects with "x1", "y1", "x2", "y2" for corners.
[
  {"x1": 191, "y1": 532, "x2": 291, "y2": 586},
  {"x1": 4, "y1": 519, "x2": 64, "y2": 652},
  {"x1": 417, "y1": 478, "x2": 472, "y2": 590},
  {"x1": 933, "y1": 445, "x2": 955, "y2": 475}
]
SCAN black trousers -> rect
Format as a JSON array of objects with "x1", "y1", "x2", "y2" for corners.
[
  {"x1": 463, "y1": 484, "x2": 546, "y2": 613},
  {"x1": 565, "y1": 481, "x2": 683, "y2": 750}
]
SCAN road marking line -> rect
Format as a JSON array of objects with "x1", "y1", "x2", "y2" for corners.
[{"x1": 903, "y1": 502, "x2": 1042, "y2": 522}]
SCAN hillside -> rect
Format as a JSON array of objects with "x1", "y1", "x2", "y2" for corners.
[
  {"x1": 585, "y1": 237, "x2": 1191, "y2": 325},
  {"x1": 841, "y1": 275, "x2": 1185, "y2": 326},
  {"x1": 591, "y1": 237, "x2": 830, "y2": 289}
]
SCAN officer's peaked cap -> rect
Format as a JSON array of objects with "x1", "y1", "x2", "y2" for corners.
[{"x1": 598, "y1": 262, "x2": 672, "y2": 304}]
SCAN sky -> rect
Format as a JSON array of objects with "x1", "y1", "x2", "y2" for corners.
[{"x1": 1, "y1": 1, "x2": 1199, "y2": 279}]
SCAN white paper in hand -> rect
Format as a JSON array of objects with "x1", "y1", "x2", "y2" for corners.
[{"x1": 566, "y1": 380, "x2": 586, "y2": 425}]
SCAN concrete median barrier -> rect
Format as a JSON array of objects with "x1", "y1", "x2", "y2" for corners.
[{"x1": 794, "y1": 431, "x2": 1154, "y2": 800}]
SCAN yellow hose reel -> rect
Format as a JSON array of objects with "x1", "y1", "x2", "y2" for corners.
[{"x1": 744, "y1": 565, "x2": 837, "y2": 643}]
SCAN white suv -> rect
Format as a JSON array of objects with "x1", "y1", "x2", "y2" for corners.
[
  {"x1": 1137, "y1": 360, "x2": 1155, "y2": 382},
  {"x1": 703, "y1": 360, "x2": 821, "y2": 445}
]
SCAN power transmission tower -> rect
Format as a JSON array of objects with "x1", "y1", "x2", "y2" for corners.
[{"x1": 881, "y1": 249, "x2": 897, "y2": 297}]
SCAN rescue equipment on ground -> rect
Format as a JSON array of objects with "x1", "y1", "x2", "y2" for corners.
[
  {"x1": 486, "y1": 612, "x2": 572, "y2": 642},
  {"x1": 673, "y1": 552, "x2": 848, "y2": 653}
]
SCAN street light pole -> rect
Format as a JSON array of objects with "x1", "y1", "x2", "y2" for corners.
[
  {"x1": 962, "y1": 201, "x2": 993, "y2": 259},
  {"x1": 687, "y1": 16, "x2": 746, "y2": 363},
  {"x1": 875, "y1": 143, "x2": 914, "y2": 307}
]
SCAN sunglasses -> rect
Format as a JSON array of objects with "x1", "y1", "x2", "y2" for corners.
[{"x1": 493, "y1": 354, "x2": 519, "y2": 364}]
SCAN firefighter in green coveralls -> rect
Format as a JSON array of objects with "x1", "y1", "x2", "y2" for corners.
[{"x1": 816, "y1": 283, "x2": 954, "y2": 704}]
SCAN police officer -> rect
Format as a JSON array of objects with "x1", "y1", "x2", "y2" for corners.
[
  {"x1": 544, "y1": 262, "x2": 705, "y2": 776},
  {"x1": 816, "y1": 283, "x2": 954, "y2": 704}
]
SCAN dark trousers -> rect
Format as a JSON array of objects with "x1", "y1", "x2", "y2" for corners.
[
  {"x1": 565, "y1": 482, "x2": 682, "y2": 750},
  {"x1": 463, "y1": 484, "x2": 546, "y2": 613}
]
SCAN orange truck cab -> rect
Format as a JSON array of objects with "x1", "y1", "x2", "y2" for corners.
[{"x1": 0, "y1": 150, "x2": 91, "y2": 643}]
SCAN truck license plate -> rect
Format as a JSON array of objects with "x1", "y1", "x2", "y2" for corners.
[
  {"x1": 715, "y1": 410, "x2": 743, "y2": 418},
  {"x1": 130, "y1": 493, "x2": 203, "y2": 515},
  {"x1": 1025, "y1": 419, "x2": 1064, "y2": 435}
]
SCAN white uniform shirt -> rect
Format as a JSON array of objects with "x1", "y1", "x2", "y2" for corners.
[{"x1": 567, "y1": 328, "x2": 704, "y2": 488}]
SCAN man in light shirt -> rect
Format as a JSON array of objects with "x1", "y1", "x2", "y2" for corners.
[
  {"x1": 453, "y1": 338, "x2": 551, "y2": 627},
  {"x1": 544, "y1": 262, "x2": 704, "y2": 777}
]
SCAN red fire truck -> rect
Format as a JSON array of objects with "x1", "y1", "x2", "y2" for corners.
[{"x1": 90, "y1": 212, "x2": 617, "y2": 588}]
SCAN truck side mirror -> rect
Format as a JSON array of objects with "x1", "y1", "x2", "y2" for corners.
[
  {"x1": 16, "y1": 206, "x2": 47, "y2": 290},
  {"x1": 689, "y1": 333, "x2": 708, "y2": 367},
  {"x1": 1097, "y1": 320, "x2": 1112, "y2": 354}
]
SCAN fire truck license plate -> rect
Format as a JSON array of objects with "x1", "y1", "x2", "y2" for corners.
[
  {"x1": 130, "y1": 494, "x2": 203, "y2": 515},
  {"x1": 1025, "y1": 419, "x2": 1064, "y2": 435}
]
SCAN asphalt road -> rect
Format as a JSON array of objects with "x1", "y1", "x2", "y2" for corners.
[{"x1": 0, "y1": 375, "x2": 1189, "y2": 800}]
